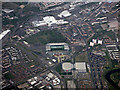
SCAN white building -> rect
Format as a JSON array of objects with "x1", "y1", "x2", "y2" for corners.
[
  {"x1": 98, "y1": 40, "x2": 102, "y2": 45},
  {"x1": 58, "y1": 10, "x2": 71, "y2": 17},
  {"x1": 43, "y1": 16, "x2": 57, "y2": 26},
  {"x1": 32, "y1": 21, "x2": 47, "y2": 27},
  {"x1": 90, "y1": 42, "x2": 94, "y2": 46},
  {"x1": 32, "y1": 16, "x2": 68, "y2": 27},
  {"x1": 48, "y1": 73, "x2": 54, "y2": 79},
  {"x1": 56, "y1": 20, "x2": 68, "y2": 25},
  {"x1": 74, "y1": 62, "x2": 86, "y2": 72},
  {"x1": 0, "y1": 30, "x2": 11, "y2": 40},
  {"x1": 92, "y1": 39, "x2": 97, "y2": 44}
]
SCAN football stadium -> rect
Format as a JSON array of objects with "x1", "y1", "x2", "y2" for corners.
[{"x1": 46, "y1": 43, "x2": 69, "y2": 51}]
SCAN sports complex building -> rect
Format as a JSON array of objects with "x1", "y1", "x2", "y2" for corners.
[{"x1": 62, "y1": 62, "x2": 87, "y2": 73}]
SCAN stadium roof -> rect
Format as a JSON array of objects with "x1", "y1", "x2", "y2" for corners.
[
  {"x1": 46, "y1": 43, "x2": 69, "y2": 51},
  {"x1": 58, "y1": 10, "x2": 71, "y2": 17},
  {"x1": 74, "y1": 62, "x2": 86, "y2": 72},
  {"x1": 62, "y1": 62, "x2": 73, "y2": 71},
  {"x1": 46, "y1": 43, "x2": 68, "y2": 46},
  {"x1": 2, "y1": 9, "x2": 14, "y2": 13},
  {"x1": 0, "y1": 30, "x2": 10, "y2": 40}
]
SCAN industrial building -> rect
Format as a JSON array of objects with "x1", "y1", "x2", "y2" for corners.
[
  {"x1": 46, "y1": 43, "x2": 69, "y2": 51},
  {"x1": 32, "y1": 16, "x2": 68, "y2": 27}
]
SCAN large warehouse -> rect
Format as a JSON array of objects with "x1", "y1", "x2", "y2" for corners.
[
  {"x1": 74, "y1": 62, "x2": 87, "y2": 72},
  {"x1": 46, "y1": 43, "x2": 69, "y2": 51}
]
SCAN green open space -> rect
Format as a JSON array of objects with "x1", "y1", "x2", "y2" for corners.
[
  {"x1": 4, "y1": 72, "x2": 14, "y2": 80},
  {"x1": 75, "y1": 52, "x2": 88, "y2": 62},
  {"x1": 110, "y1": 72, "x2": 120, "y2": 85},
  {"x1": 25, "y1": 30, "x2": 67, "y2": 45},
  {"x1": 2, "y1": 2, "x2": 20, "y2": 9},
  {"x1": 103, "y1": 50, "x2": 118, "y2": 69},
  {"x1": 55, "y1": 64, "x2": 62, "y2": 73},
  {"x1": 22, "y1": 5, "x2": 40, "y2": 13},
  {"x1": 46, "y1": 2, "x2": 68, "y2": 10},
  {"x1": 79, "y1": 2, "x2": 98, "y2": 9}
]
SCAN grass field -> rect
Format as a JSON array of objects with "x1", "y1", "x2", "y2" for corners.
[
  {"x1": 75, "y1": 52, "x2": 88, "y2": 62},
  {"x1": 4, "y1": 72, "x2": 14, "y2": 80},
  {"x1": 56, "y1": 64, "x2": 62, "y2": 73},
  {"x1": 26, "y1": 30, "x2": 67, "y2": 45}
]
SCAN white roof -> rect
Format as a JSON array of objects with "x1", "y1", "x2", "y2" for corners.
[
  {"x1": 32, "y1": 21, "x2": 46, "y2": 27},
  {"x1": 2, "y1": 9, "x2": 14, "y2": 13},
  {"x1": 43, "y1": 16, "x2": 57, "y2": 26},
  {"x1": 0, "y1": 30, "x2": 10, "y2": 40},
  {"x1": 74, "y1": 62, "x2": 86, "y2": 72},
  {"x1": 58, "y1": 10, "x2": 71, "y2": 17},
  {"x1": 32, "y1": 16, "x2": 68, "y2": 27},
  {"x1": 90, "y1": 42, "x2": 94, "y2": 46},
  {"x1": 30, "y1": 81, "x2": 36, "y2": 85},
  {"x1": 98, "y1": 40, "x2": 102, "y2": 45},
  {"x1": 62, "y1": 62, "x2": 73, "y2": 71},
  {"x1": 92, "y1": 39, "x2": 97, "y2": 44},
  {"x1": 56, "y1": 20, "x2": 68, "y2": 24},
  {"x1": 46, "y1": 43, "x2": 68, "y2": 46},
  {"x1": 48, "y1": 73, "x2": 54, "y2": 78},
  {"x1": 34, "y1": 77, "x2": 37, "y2": 80},
  {"x1": 52, "y1": 59, "x2": 56, "y2": 62}
]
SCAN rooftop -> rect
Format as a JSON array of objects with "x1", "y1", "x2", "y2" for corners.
[
  {"x1": 74, "y1": 62, "x2": 86, "y2": 72},
  {"x1": 58, "y1": 10, "x2": 71, "y2": 17},
  {"x1": 0, "y1": 30, "x2": 10, "y2": 40},
  {"x1": 62, "y1": 62, "x2": 73, "y2": 71},
  {"x1": 32, "y1": 16, "x2": 68, "y2": 27}
]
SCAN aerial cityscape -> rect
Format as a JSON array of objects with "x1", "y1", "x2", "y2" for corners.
[{"x1": 1, "y1": 1, "x2": 120, "y2": 90}]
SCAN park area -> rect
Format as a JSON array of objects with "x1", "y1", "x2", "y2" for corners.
[
  {"x1": 75, "y1": 52, "x2": 88, "y2": 62},
  {"x1": 25, "y1": 29, "x2": 67, "y2": 45}
]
